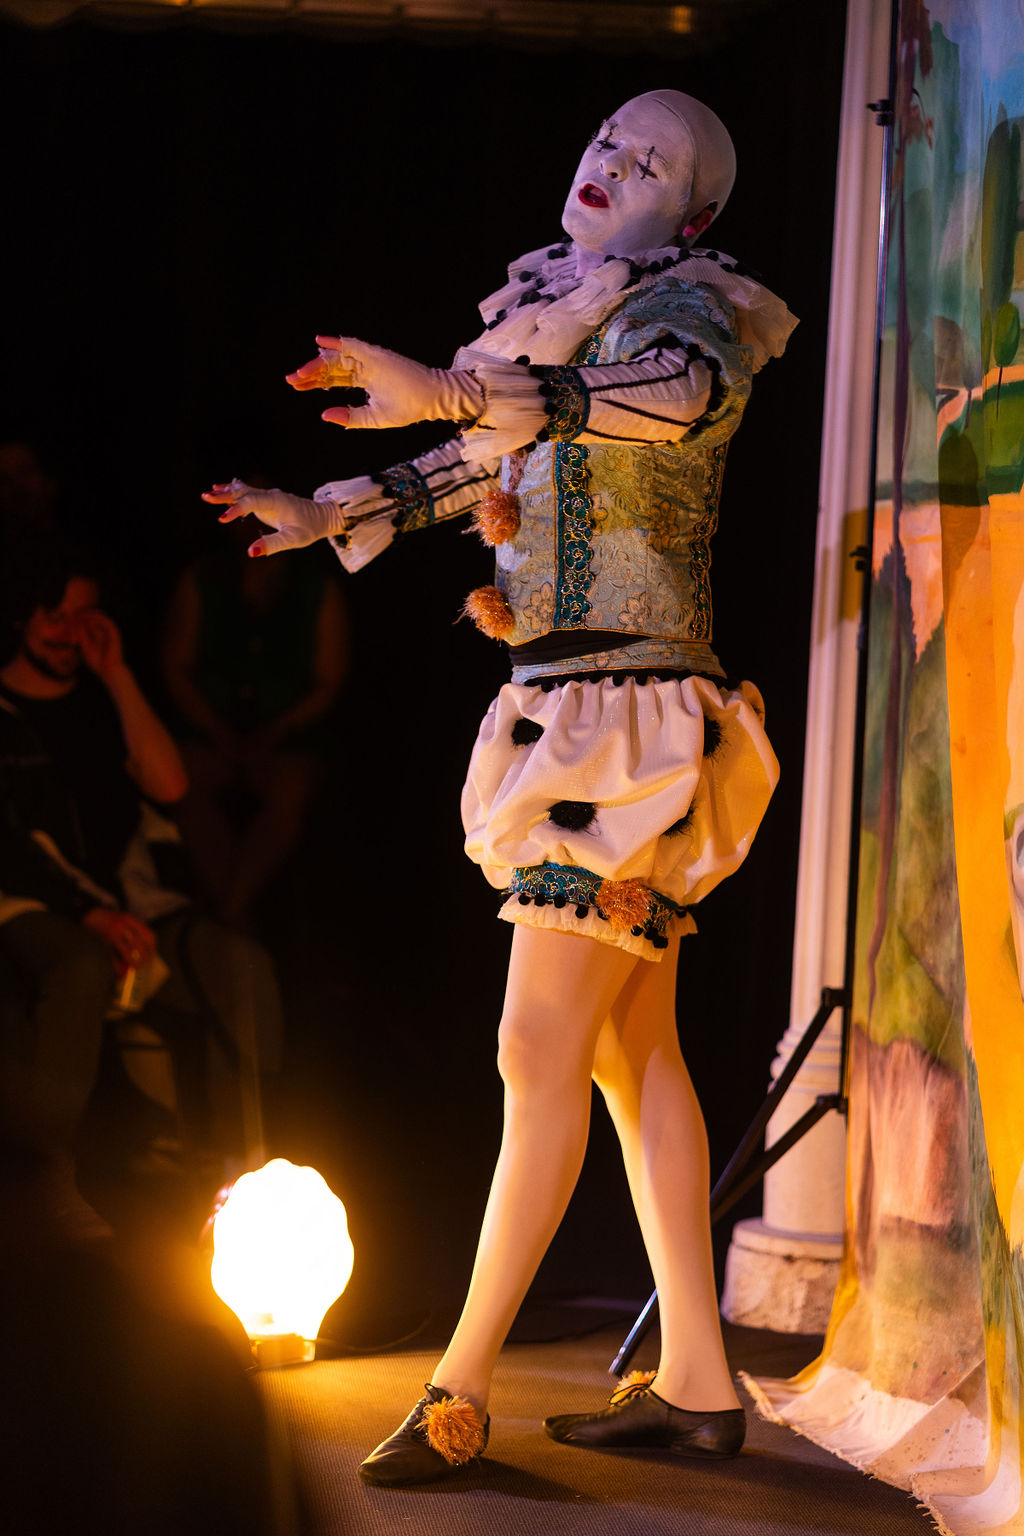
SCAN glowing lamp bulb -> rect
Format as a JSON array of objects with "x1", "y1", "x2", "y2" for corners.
[{"x1": 210, "y1": 1159, "x2": 354, "y2": 1366}]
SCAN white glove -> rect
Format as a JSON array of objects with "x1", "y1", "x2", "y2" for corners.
[
  {"x1": 202, "y1": 479, "x2": 348, "y2": 557},
  {"x1": 285, "y1": 334, "x2": 483, "y2": 430}
]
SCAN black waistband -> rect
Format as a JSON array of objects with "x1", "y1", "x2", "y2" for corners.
[{"x1": 508, "y1": 630, "x2": 642, "y2": 664}]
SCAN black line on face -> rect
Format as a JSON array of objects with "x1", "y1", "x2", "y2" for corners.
[{"x1": 588, "y1": 119, "x2": 618, "y2": 153}]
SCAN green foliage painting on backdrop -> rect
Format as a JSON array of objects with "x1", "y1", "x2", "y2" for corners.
[{"x1": 749, "y1": 5, "x2": 1024, "y2": 1534}]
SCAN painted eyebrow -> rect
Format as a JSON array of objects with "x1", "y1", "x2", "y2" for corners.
[{"x1": 591, "y1": 124, "x2": 673, "y2": 174}]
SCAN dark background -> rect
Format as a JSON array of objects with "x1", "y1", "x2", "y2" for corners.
[{"x1": 0, "y1": 5, "x2": 847, "y2": 1343}]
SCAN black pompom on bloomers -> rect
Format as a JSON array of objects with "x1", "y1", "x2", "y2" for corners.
[
  {"x1": 703, "y1": 716, "x2": 724, "y2": 758},
  {"x1": 511, "y1": 717, "x2": 544, "y2": 747},
  {"x1": 666, "y1": 807, "x2": 695, "y2": 837},
  {"x1": 548, "y1": 800, "x2": 597, "y2": 832}
]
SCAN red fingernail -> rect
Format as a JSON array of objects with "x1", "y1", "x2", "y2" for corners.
[{"x1": 249, "y1": 547, "x2": 264, "y2": 558}]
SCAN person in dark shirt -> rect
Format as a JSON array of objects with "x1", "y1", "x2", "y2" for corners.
[
  {"x1": 0, "y1": 547, "x2": 281, "y2": 1233},
  {"x1": 161, "y1": 528, "x2": 347, "y2": 926}
]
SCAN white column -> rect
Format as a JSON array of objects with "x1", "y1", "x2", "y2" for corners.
[{"x1": 722, "y1": 0, "x2": 891, "y2": 1334}]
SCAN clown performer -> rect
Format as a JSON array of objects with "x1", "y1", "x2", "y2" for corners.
[{"x1": 205, "y1": 89, "x2": 796, "y2": 1486}]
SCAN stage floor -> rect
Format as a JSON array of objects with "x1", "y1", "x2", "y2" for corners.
[{"x1": 261, "y1": 1318, "x2": 937, "y2": 1536}]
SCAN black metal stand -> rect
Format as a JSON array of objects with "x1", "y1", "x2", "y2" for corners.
[
  {"x1": 609, "y1": 0, "x2": 901, "y2": 1380},
  {"x1": 609, "y1": 986, "x2": 848, "y2": 1376}
]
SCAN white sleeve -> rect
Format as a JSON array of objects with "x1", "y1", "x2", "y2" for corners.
[
  {"x1": 316, "y1": 438, "x2": 500, "y2": 573},
  {"x1": 570, "y1": 348, "x2": 713, "y2": 443},
  {"x1": 456, "y1": 348, "x2": 715, "y2": 457}
]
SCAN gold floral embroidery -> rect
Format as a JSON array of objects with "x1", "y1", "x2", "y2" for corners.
[
  {"x1": 617, "y1": 594, "x2": 649, "y2": 630},
  {"x1": 519, "y1": 581, "x2": 556, "y2": 636}
]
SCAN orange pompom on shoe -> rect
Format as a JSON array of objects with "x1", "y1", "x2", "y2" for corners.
[
  {"x1": 359, "y1": 1383, "x2": 489, "y2": 1487},
  {"x1": 609, "y1": 1369, "x2": 658, "y2": 1403}
]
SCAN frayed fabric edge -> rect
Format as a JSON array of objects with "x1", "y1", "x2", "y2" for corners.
[{"x1": 738, "y1": 1372, "x2": 962, "y2": 1536}]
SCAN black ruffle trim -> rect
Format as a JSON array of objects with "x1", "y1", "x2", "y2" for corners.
[
  {"x1": 523, "y1": 667, "x2": 732, "y2": 692},
  {"x1": 597, "y1": 245, "x2": 762, "y2": 288},
  {"x1": 509, "y1": 890, "x2": 676, "y2": 949}
]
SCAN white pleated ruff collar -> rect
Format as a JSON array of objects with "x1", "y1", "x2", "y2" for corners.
[{"x1": 458, "y1": 240, "x2": 798, "y2": 374}]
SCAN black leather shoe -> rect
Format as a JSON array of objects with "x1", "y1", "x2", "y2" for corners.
[
  {"x1": 544, "y1": 1381, "x2": 745, "y2": 1458},
  {"x1": 359, "y1": 1383, "x2": 489, "y2": 1487}
]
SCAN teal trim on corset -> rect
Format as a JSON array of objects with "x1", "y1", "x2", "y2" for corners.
[
  {"x1": 552, "y1": 442, "x2": 594, "y2": 629},
  {"x1": 547, "y1": 323, "x2": 610, "y2": 631},
  {"x1": 686, "y1": 443, "x2": 727, "y2": 639}
]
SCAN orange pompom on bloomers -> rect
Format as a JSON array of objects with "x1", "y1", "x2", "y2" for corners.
[
  {"x1": 470, "y1": 489, "x2": 521, "y2": 546},
  {"x1": 462, "y1": 584, "x2": 515, "y2": 641},
  {"x1": 595, "y1": 877, "x2": 653, "y2": 931}
]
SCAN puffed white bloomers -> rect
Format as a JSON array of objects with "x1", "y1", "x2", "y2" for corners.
[{"x1": 461, "y1": 672, "x2": 779, "y2": 960}]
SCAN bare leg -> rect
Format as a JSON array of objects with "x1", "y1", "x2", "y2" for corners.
[
  {"x1": 431, "y1": 924, "x2": 640, "y2": 1415},
  {"x1": 592, "y1": 935, "x2": 739, "y2": 1410}
]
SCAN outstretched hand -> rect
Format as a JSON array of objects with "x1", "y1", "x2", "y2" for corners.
[
  {"x1": 284, "y1": 341, "x2": 356, "y2": 395},
  {"x1": 285, "y1": 335, "x2": 482, "y2": 430},
  {"x1": 201, "y1": 480, "x2": 346, "y2": 557}
]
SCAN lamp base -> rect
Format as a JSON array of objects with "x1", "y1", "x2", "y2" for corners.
[{"x1": 251, "y1": 1333, "x2": 316, "y2": 1368}]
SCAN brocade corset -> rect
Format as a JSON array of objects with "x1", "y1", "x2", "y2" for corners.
[{"x1": 491, "y1": 278, "x2": 751, "y2": 652}]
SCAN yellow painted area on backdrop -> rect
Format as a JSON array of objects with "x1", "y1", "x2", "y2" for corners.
[
  {"x1": 991, "y1": 496, "x2": 1024, "y2": 826},
  {"x1": 942, "y1": 498, "x2": 1024, "y2": 1235}
]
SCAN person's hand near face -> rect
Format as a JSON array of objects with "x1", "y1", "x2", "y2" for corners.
[{"x1": 69, "y1": 607, "x2": 126, "y2": 684}]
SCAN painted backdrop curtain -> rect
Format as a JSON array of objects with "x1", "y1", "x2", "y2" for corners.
[{"x1": 748, "y1": 4, "x2": 1024, "y2": 1533}]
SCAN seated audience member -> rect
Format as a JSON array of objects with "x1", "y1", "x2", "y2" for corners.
[
  {"x1": 161, "y1": 523, "x2": 348, "y2": 926},
  {"x1": 0, "y1": 544, "x2": 282, "y2": 1230}
]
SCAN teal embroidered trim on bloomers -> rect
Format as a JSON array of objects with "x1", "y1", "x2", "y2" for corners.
[{"x1": 507, "y1": 862, "x2": 687, "y2": 949}]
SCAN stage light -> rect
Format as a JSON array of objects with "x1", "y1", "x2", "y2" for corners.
[{"x1": 209, "y1": 1159, "x2": 354, "y2": 1366}]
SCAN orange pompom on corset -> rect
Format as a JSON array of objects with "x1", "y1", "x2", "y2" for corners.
[{"x1": 319, "y1": 242, "x2": 795, "y2": 957}]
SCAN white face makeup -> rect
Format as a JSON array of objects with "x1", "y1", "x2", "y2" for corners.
[{"x1": 561, "y1": 97, "x2": 695, "y2": 260}]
